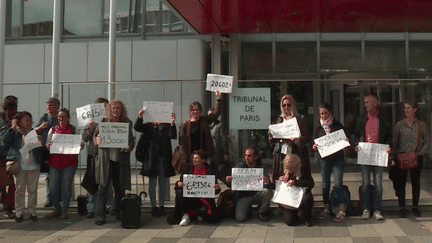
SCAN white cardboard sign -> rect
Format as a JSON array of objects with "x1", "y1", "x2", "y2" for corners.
[
  {"x1": 314, "y1": 129, "x2": 350, "y2": 158},
  {"x1": 142, "y1": 101, "x2": 173, "y2": 123},
  {"x1": 98, "y1": 122, "x2": 129, "y2": 148},
  {"x1": 182, "y1": 174, "x2": 215, "y2": 198},
  {"x1": 76, "y1": 103, "x2": 105, "y2": 127},
  {"x1": 206, "y1": 74, "x2": 233, "y2": 93},
  {"x1": 357, "y1": 142, "x2": 389, "y2": 167},
  {"x1": 271, "y1": 180, "x2": 304, "y2": 209},
  {"x1": 268, "y1": 117, "x2": 301, "y2": 139},
  {"x1": 50, "y1": 134, "x2": 82, "y2": 154},
  {"x1": 231, "y1": 168, "x2": 264, "y2": 191}
]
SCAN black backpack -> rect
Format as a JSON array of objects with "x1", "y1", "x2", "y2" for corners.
[{"x1": 330, "y1": 185, "x2": 357, "y2": 216}]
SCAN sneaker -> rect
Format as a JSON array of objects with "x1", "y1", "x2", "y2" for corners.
[
  {"x1": 333, "y1": 211, "x2": 346, "y2": 222},
  {"x1": 86, "y1": 213, "x2": 94, "y2": 218},
  {"x1": 158, "y1": 206, "x2": 166, "y2": 216},
  {"x1": 399, "y1": 208, "x2": 407, "y2": 218},
  {"x1": 197, "y1": 215, "x2": 204, "y2": 222},
  {"x1": 258, "y1": 212, "x2": 271, "y2": 222},
  {"x1": 30, "y1": 214, "x2": 38, "y2": 221},
  {"x1": 45, "y1": 210, "x2": 61, "y2": 218},
  {"x1": 318, "y1": 210, "x2": 330, "y2": 220},
  {"x1": 373, "y1": 211, "x2": 384, "y2": 220},
  {"x1": 60, "y1": 212, "x2": 68, "y2": 219},
  {"x1": 15, "y1": 213, "x2": 23, "y2": 223},
  {"x1": 362, "y1": 210, "x2": 370, "y2": 220},
  {"x1": 412, "y1": 207, "x2": 422, "y2": 217},
  {"x1": 179, "y1": 213, "x2": 190, "y2": 226},
  {"x1": 44, "y1": 201, "x2": 53, "y2": 207},
  {"x1": 151, "y1": 207, "x2": 160, "y2": 217}
]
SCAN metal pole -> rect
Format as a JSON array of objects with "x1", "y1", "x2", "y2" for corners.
[
  {"x1": 51, "y1": 0, "x2": 62, "y2": 98},
  {"x1": 108, "y1": 0, "x2": 117, "y2": 100},
  {"x1": 0, "y1": 0, "x2": 7, "y2": 102}
]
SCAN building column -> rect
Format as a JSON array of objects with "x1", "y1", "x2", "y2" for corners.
[
  {"x1": 108, "y1": 0, "x2": 117, "y2": 100},
  {"x1": 0, "y1": 0, "x2": 7, "y2": 101},
  {"x1": 51, "y1": 0, "x2": 62, "y2": 98}
]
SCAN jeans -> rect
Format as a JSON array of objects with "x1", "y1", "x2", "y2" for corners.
[
  {"x1": 87, "y1": 180, "x2": 114, "y2": 213},
  {"x1": 361, "y1": 165, "x2": 383, "y2": 212},
  {"x1": 148, "y1": 157, "x2": 166, "y2": 209},
  {"x1": 48, "y1": 165, "x2": 77, "y2": 212},
  {"x1": 95, "y1": 161, "x2": 123, "y2": 222},
  {"x1": 235, "y1": 188, "x2": 274, "y2": 222},
  {"x1": 319, "y1": 154, "x2": 345, "y2": 206}
]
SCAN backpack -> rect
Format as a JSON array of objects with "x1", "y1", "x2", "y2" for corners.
[
  {"x1": 217, "y1": 189, "x2": 236, "y2": 219},
  {"x1": 330, "y1": 185, "x2": 356, "y2": 216}
]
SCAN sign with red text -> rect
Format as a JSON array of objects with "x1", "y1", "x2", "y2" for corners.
[
  {"x1": 182, "y1": 175, "x2": 215, "y2": 198},
  {"x1": 229, "y1": 88, "x2": 271, "y2": 129},
  {"x1": 231, "y1": 168, "x2": 264, "y2": 191}
]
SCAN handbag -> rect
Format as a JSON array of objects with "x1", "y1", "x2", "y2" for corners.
[
  {"x1": 397, "y1": 120, "x2": 421, "y2": 170},
  {"x1": 6, "y1": 161, "x2": 20, "y2": 175}
]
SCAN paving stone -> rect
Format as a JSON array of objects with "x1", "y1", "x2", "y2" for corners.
[{"x1": 183, "y1": 224, "x2": 218, "y2": 238}]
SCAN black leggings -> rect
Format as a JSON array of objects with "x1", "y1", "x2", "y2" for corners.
[
  {"x1": 282, "y1": 191, "x2": 314, "y2": 226},
  {"x1": 394, "y1": 157, "x2": 422, "y2": 208}
]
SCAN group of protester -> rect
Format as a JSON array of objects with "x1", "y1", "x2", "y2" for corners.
[{"x1": 0, "y1": 91, "x2": 428, "y2": 228}]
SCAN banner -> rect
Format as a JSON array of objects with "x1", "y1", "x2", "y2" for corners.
[
  {"x1": 142, "y1": 101, "x2": 173, "y2": 123},
  {"x1": 206, "y1": 74, "x2": 233, "y2": 93},
  {"x1": 271, "y1": 180, "x2": 304, "y2": 209},
  {"x1": 357, "y1": 142, "x2": 389, "y2": 167},
  {"x1": 268, "y1": 117, "x2": 301, "y2": 139},
  {"x1": 231, "y1": 168, "x2": 264, "y2": 191},
  {"x1": 314, "y1": 129, "x2": 350, "y2": 158},
  {"x1": 182, "y1": 174, "x2": 215, "y2": 198},
  {"x1": 76, "y1": 103, "x2": 105, "y2": 127},
  {"x1": 98, "y1": 122, "x2": 129, "y2": 148},
  {"x1": 50, "y1": 134, "x2": 82, "y2": 154}
]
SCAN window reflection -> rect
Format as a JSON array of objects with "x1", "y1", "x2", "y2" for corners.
[
  {"x1": 23, "y1": 0, "x2": 54, "y2": 36},
  {"x1": 103, "y1": 0, "x2": 142, "y2": 34},
  {"x1": 64, "y1": 0, "x2": 103, "y2": 36},
  {"x1": 145, "y1": 0, "x2": 187, "y2": 33}
]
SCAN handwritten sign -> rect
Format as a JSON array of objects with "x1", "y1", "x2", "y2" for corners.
[
  {"x1": 229, "y1": 88, "x2": 271, "y2": 129},
  {"x1": 24, "y1": 130, "x2": 42, "y2": 150},
  {"x1": 76, "y1": 103, "x2": 105, "y2": 127},
  {"x1": 50, "y1": 134, "x2": 82, "y2": 154},
  {"x1": 206, "y1": 74, "x2": 233, "y2": 93},
  {"x1": 268, "y1": 117, "x2": 301, "y2": 139},
  {"x1": 231, "y1": 168, "x2": 264, "y2": 191},
  {"x1": 99, "y1": 122, "x2": 129, "y2": 148},
  {"x1": 357, "y1": 142, "x2": 389, "y2": 167},
  {"x1": 182, "y1": 174, "x2": 215, "y2": 198},
  {"x1": 271, "y1": 180, "x2": 304, "y2": 209},
  {"x1": 142, "y1": 101, "x2": 173, "y2": 123},
  {"x1": 314, "y1": 129, "x2": 350, "y2": 158}
]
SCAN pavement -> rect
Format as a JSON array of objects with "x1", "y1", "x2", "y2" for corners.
[{"x1": 1, "y1": 164, "x2": 432, "y2": 243}]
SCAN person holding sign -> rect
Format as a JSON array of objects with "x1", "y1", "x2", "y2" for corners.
[
  {"x1": 354, "y1": 94, "x2": 392, "y2": 221},
  {"x1": 45, "y1": 108, "x2": 83, "y2": 220},
  {"x1": 12, "y1": 112, "x2": 42, "y2": 222},
  {"x1": 391, "y1": 101, "x2": 430, "y2": 218},
  {"x1": 312, "y1": 103, "x2": 349, "y2": 222},
  {"x1": 178, "y1": 91, "x2": 222, "y2": 171},
  {"x1": 168, "y1": 150, "x2": 220, "y2": 226},
  {"x1": 93, "y1": 98, "x2": 135, "y2": 226},
  {"x1": 226, "y1": 147, "x2": 273, "y2": 222},
  {"x1": 134, "y1": 108, "x2": 177, "y2": 217},
  {"x1": 269, "y1": 95, "x2": 311, "y2": 186},
  {"x1": 277, "y1": 154, "x2": 314, "y2": 227}
]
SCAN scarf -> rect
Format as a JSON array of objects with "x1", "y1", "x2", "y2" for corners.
[{"x1": 320, "y1": 116, "x2": 333, "y2": 135}]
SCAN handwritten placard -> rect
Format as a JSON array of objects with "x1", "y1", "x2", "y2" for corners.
[
  {"x1": 314, "y1": 129, "x2": 350, "y2": 158},
  {"x1": 206, "y1": 74, "x2": 233, "y2": 93},
  {"x1": 50, "y1": 134, "x2": 82, "y2": 154},
  {"x1": 76, "y1": 103, "x2": 105, "y2": 127},
  {"x1": 271, "y1": 180, "x2": 304, "y2": 209},
  {"x1": 231, "y1": 168, "x2": 264, "y2": 191},
  {"x1": 182, "y1": 174, "x2": 215, "y2": 198},
  {"x1": 98, "y1": 122, "x2": 129, "y2": 148},
  {"x1": 268, "y1": 117, "x2": 301, "y2": 139},
  {"x1": 357, "y1": 142, "x2": 389, "y2": 167},
  {"x1": 23, "y1": 130, "x2": 42, "y2": 150},
  {"x1": 142, "y1": 101, "x2": 173, "y2": 123}
]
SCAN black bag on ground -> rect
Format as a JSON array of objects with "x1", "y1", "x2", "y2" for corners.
[
  {"x1": 217, "y1": 189, "x2": 236, "y2": 219},
  {"x1": 77, "y1": 195, "x2": 88, "y2": 215},
  {"x1": 358, "y1": 185, "x2": 374, "y2": 214},
  {"x1": 121, "y1": 191, "x2": 147, "y2": 229},
  {"x1": 330, "y1": 185, "x2": 357, "y2": 216}
]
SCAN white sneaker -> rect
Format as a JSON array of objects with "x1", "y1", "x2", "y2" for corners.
[
  {"x1": 197, "y1": 215, "x2": 203, "y2": 222},
  {"x1": 362, "y1": 210, "x2": 370, "y2": 220},
  {"x1": 179, "y1": 213, "x2": 190, "y2": 226},
  {"x1": 373, "y1": 211, "x2": 384, "y2": 220}
]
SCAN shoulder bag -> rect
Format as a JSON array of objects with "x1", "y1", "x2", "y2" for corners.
[{"x1": 397, "y1": 121, "x2": 421, "y2": 170}]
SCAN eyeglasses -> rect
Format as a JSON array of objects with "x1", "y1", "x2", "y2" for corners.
[{"x1": 282, "y1": 104, "x2": 292, "y2": 108}]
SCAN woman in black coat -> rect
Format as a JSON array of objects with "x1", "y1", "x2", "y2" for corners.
[{"x1": 134, "y1": 109, "x2": 176, "y2": 217}]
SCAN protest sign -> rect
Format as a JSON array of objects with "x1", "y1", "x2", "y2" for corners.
[
  {"x1": 50, "y1": 134, "x2": 82, "y2": 154},
  {"x1": 206, "y1": 74, "x2": 233, "y2": 93},
  {"x1": 314, "y1": 129, "x2": 350, "y2": 158},
  {"x1": 357, "y1": 142, "x2": 389, "y2": 167},
  {"x1": 23, "y1": 130, "x2": 42, "y2": 150},
  {"x1": 271, "y1": 180, "x2": 304, "y2": 209},
  {"x1": 229, "y1": 88, "x2": 271, "y2": 129},
  {"x1": 142, "y1": 101, "x2": 173, "y2": 123},
  {"x1": 268, "y1": 117, "x2": 301, "y2": 139},
  {"x1": 98, "y1": 122, "x2": 129, "y2": 148},
  {"x1": 76, "y1": 103, "x2": 105, "y2": 127},
  {"x1": 231, "y1": 168, "x2": 264, "y2": 191},
  {"x1": 182, "y1": 174, "x2": 215, "y2": 198}
]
